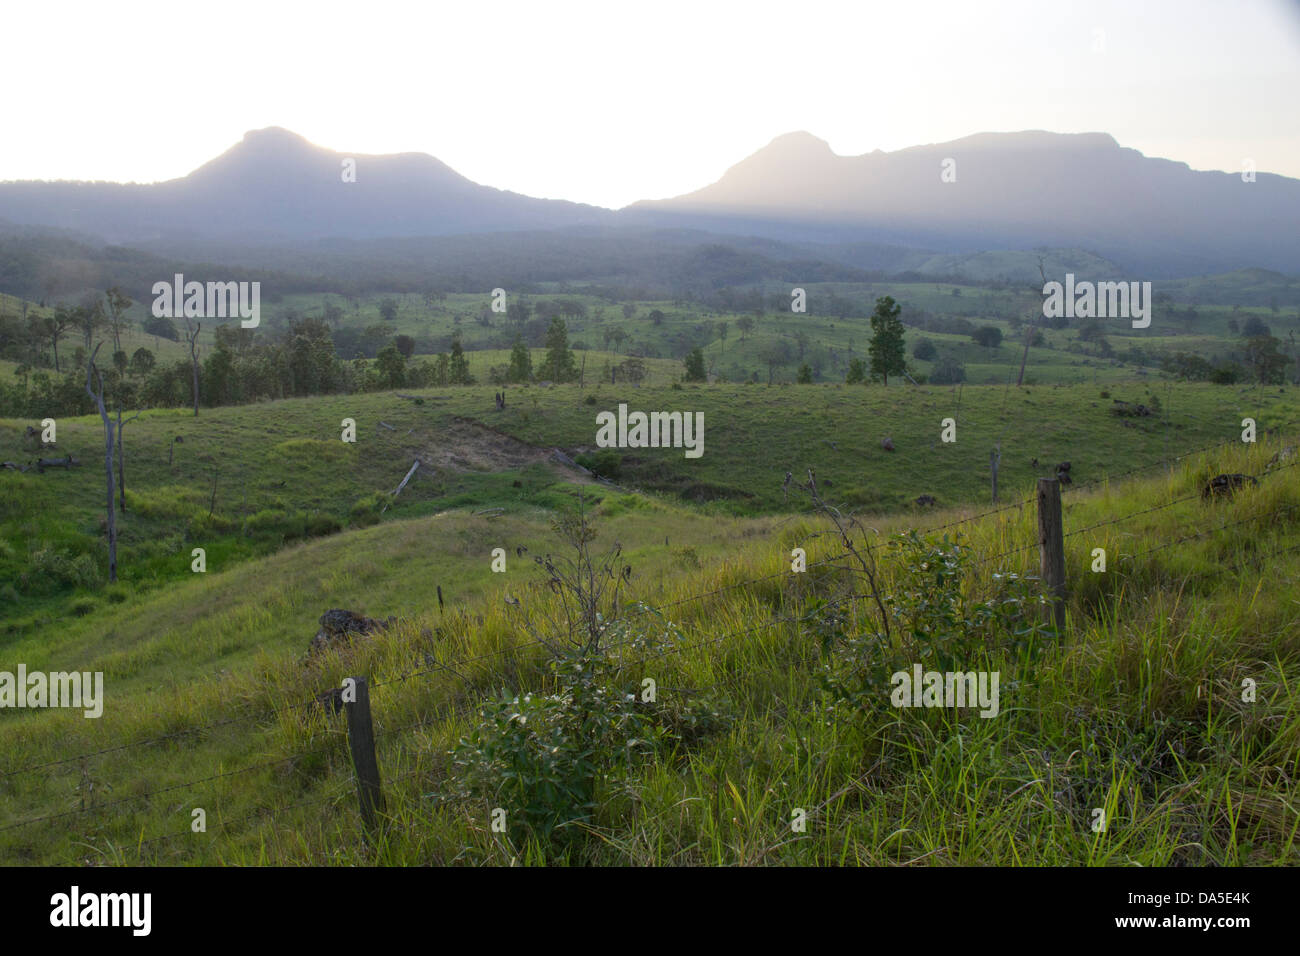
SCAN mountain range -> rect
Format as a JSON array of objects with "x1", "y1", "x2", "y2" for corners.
[{"x1": 1, "y1": 126, "x2": 1297, "y2": 277}]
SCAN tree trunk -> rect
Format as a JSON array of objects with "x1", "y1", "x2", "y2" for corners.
[
  {"x1": 187, "y1": 320, "x2": 201, "y2": 416},
  {"x1": 115, "y1": 408, "x2": 140, "y2": 514},
  {"x1": 84, "y1": 346, "x2": 117, "y2": 583},
  {"x1": 104, "y1": 415, "x2": 117, "y2": 581},
  {"x1": 116, "y1": 409, "x2": 125, "y2": 513},
  {"x1": 1016, "y1": 326, "x2": 1033, "y2": 387}
]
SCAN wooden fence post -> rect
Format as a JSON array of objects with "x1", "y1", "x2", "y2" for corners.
[
  {"x1": 344, "y1": 676, "x2": 385, "y2": 833},
  {"x1": 1036, "y1": 478, "x2": 1066, "y2": 630},
  {"x1": 990, "y1": 445, "x2": 1001, "y2": 504}
]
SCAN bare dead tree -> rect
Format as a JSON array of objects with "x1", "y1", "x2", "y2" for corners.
[
  {"x1": 114, "y1": 404, "x2": 143, "y2": 513},
  {"x1": 803, "y1": 468, "x2": 890, "y2": 641},
  {"x1": 185, "y1": 317, "x2": 201, "y2": 416},
  {"x1": 1016, "y1": 257, "x2": 1048, "y2": 387},
  {"x1": 208, "y1": 466, "x2": 219, "y2": 518},
  {"x1": 84, "y1": 343, "x2": 117, "y2": 583},
  {"x1": 515, "y1": 494, "x2": 633, "y2": 657},
  {"x1": 104, "y1": 286, "x2": 132, "y2": 355}
]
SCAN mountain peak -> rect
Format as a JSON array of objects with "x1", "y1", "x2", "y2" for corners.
[
  {"x1": 763, "y1": 130, "x2": 834, "y2": 154},
  {"x1": 238, "y1": 126, "x2": 316, "y2": 149}
]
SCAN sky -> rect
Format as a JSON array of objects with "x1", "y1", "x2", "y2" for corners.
[{"x1": 5, "y1": 0, "x2": 1299, "y2": 209}]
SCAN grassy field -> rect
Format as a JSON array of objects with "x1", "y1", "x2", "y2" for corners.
[
  {"x1": 3, "y1": 273, "x2": 1298, "y2": 868},
  {"x1": 5, "y1": 381, "x2": 1295, "y2": 631},
  {"x1": 1, "y1": 429, "x2": 1296, "y2": 865}
]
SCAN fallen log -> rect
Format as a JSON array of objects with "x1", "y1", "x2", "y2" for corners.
[
  {"x1": 378, "y1": 421, "x2": 396, "y2": 431},
  {"x1": 381, "y1": 459, "x2": 421, "y2": 515},
  {"x1": 2, "y1": 461, "x2": 31, "y2": 472},
  {"x1": 35, "y1": 456, "x2": 80, "y2": 473},
  {"x1": 551, "y1": 448, "x2": 593, "y2": 475}
]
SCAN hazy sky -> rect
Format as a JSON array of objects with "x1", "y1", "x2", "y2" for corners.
[{"x1": 6, "y1": 0, "x2": 1298, "y2": 208}]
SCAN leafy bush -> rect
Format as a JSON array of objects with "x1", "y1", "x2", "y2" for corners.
[
  {"x1": 27, "y1": 548, "x2": 101, "y2": 593},
  {"x1": 819, "y1": 533, "x2": 1051, "y2": 713},
  {"x1": 451, "y1": 651, "x2": 663, "y2": 845},
  {"x1": 452, "y1": 622, "x2": 730, "y2": 847},
  {"x1": 929, "y1": 356, "x2": 967, "y2": 385},
  {"x1": 574, "y1": 450, "x2": 622, "y2": 480},
  {"x1": 349, "y1": 493, "x2": 387, "y2": 527}
]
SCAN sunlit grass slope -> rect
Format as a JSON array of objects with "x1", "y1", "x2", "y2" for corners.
[{"x1": 1, "y1": 432, "x2": 1296, "y2": 866}]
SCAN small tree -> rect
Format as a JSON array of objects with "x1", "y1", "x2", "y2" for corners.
[
  {"x1": 683, "y1": 347, "x2": 707, "y2": 382},
  {"x1": 846, "y1": 358, "x2": 867, "y2": 383},
  {"x1": 129, "y1": 347, "x2": 156, "y2": 377},
  {"x1": 538, "y1": 317, "x2": 577, "y2": 382},
  {"x1": 508, "y1": 337, "x2": 533, "y2": 383},
  {"x1": 376, "y1": 345, "x2": 407, "y2": 387},
  {"x1": 867, "y1": 296, "x2": 907, "y2": 385},
  {"x1": 930, "y1": 356, "x2": 966, "y2": 385},
  {"x1": 797, "y1": 363, "x2": 813, "y2": 383},
  {"x1": 912, "y1": 338, "x2": 937, "y2": 361},
  {"x1": 736, "y1": 316, "x2": 755, "y2": 342},
  {"x1": 378, "y1": 297, "x2": 399, "y2": 322},
  {"x1": 449, "y1": 335, "x2": 473, "y2": 384},
  {"x1": 104, "y1": 286, "x2": 133, "y2": 354},
  {"x1": 393, "y1": 334, "x2": 416, "y2": 358}
]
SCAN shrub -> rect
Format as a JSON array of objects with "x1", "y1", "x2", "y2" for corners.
[
  {"x1": 929, "y1": 356, "x2": 967, "y2": 385},
  {"x1": 349, "y1": 493, "x2": 387, "y2": 527},
  {"x1": 305, "y1": 513, "x2": 343, "y2": 537},
  {"x1": 575, "y1": 450, "x2": 622, "y2": 480},
  {"x1": 451, "y1": 651, "x2": 663, "y2": 844},
  {"x1": 244, "y1": 508, "x2": 295, "y2": 539},
  {"x1": 451, "y1": 611, "x2": 726, "y2": 846},
  {"x1": 27, "y1": 548, "x2": 101, "y2": 593},
  {"x1": 819, "y1": 533, "x2": 1051, "y2": 713}
]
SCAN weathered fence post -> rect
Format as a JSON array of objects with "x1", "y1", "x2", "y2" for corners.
[
  {"x1": 344, "y1": 676, "x2": 385, "y2": 833},
  {"x1": 1036, "y1": 477, "x2": 1066, "y2": 630},
  {"x1": 990, "y1": 445, "x2": 1001, "y2": 504}
]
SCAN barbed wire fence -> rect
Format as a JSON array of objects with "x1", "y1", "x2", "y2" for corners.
[{"x1": 2, "y1": 432, "x2": 1295, "y2": 864}]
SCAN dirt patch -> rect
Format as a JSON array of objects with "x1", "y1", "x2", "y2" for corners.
[{"x1": 417, "y1": 417, "x2": 592, "y2": 482}]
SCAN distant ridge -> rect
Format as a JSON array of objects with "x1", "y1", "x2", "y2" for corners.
[
  {"x1": 0, "y1": 127, "x2": 1297, "y2": 275},
  {"x1": 626, "y1": 130, "x2": 1300, "y2": 275},
  {"x1": 0, "y1": 127, "x2": 612, "y2": 243}
]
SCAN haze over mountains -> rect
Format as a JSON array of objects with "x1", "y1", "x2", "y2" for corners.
[{"x1": 2, "y1": 126, "x2": 1297, "y2": 277}]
